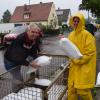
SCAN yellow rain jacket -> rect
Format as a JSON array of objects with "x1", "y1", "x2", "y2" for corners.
[{"x1": 68, "y1": 12, "x2": 96, "y2": 89}]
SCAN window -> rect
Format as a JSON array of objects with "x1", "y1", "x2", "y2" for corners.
[
  {"x1": 24, "y1": 13, "x2": 31, "y2": 19},
  {"x1": 56, "y1": 11, "x2": 63, "y2": 15}
]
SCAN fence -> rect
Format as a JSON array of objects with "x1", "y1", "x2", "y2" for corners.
[{"x1": 0, "y1": 54, "x2": 69, "y2": 100}]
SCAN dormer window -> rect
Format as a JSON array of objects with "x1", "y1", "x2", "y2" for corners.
[
  {"x1": 56, "y1": 11, "x2": 63, "y2": 15},
  {"x1": 24, "y1": 13, "x2": 31, "y2": 19}
]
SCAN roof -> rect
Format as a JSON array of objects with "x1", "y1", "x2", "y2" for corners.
[
  {"x1": 56, "y1": 9, "x2": 71, "y2": 22},
  {"x1": 10, "y1": 2, "x2": 53, "y2": 22}
]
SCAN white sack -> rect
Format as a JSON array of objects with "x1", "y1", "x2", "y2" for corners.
[
  {"x1": 34, "y1": 78, "x2": 51, "y2": 86},
  {"x1": 27, "y1": 56, "x2": 52, "y2": 74},
  {"x1": 18, "y1": 87, "x2": 41, "y2": 100},
  {"x1": 2, "y1": 93, "x2": 27, "y2": 100},
  {"x1": 59, "y1": 38, "x2": 83, "y2": 59},
  {"x1": 96, "y1": 72, "x2": 100, "y2": 85},
  {"x1": 34, "y1": 56, "x2": 52, "y2": 66}
]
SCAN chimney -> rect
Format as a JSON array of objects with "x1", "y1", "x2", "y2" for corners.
[
  {"x1": 40, "y1": 2, "x2": 42, "y2": 4},
  {"x1": 58, "y1": 8, "x2": 60, "y2": 10},
  {"x1": 24, "y1": 4, "x2": 28, "y2": 11}
]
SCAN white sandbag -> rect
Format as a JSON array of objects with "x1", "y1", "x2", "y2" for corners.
[
  {"x1": 34, "y1": 78, "x2": 51, "y2": 86},
  {"x1": 18, "y1": 87, "x2": 42, "y2": 100},
  {"x1": 96, "y1": 72, "x2": 100, "y2": 85},
  {"x1": 2, "y1": 93, "x2": 27, "y2": 100},
  {"x1": 59, "y1": 38, "x2": 83, "y2": 59},
  {"x1": 27, "y1": 56, "x2": 52, "y2": 74},
  {"x1": 34, "y1": 56, "x2": 52, "y2": 66}
]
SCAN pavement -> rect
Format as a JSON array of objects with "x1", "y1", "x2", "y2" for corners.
[{"x1": 41, "y1": 36, "x2": 66, "y2": 55}]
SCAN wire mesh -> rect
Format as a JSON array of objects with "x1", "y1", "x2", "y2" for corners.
[{"x1": 0, "y1": 54, "x2": 69, "y2": 100}]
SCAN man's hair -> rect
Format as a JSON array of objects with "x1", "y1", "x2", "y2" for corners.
[
  {"x1": 27, "y1": 23, "x2": 43, "y2": 37},
  {"x1": 27, "y1": 23, "x2": 41, "y2": 31}
]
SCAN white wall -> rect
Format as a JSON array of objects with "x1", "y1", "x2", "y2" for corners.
[
  {"x1": 48, "y1": 4, "x2": 58, "y2": 28},
  {"x1": 0, "y1": 23, "x2": 15, "y2": 33}
]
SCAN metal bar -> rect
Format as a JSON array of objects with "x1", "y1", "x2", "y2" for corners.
[
  {"x1": 57, "y1": 87, "x2": 68, "y2": 100},
  {"x1": 39, "y1": 53, "x2": 69, "y2": 58},
  {"x1": 46, "y1": 63, "x2": 69, "y2": 92}
]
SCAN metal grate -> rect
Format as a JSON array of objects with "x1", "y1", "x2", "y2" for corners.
[{"x1": 0, "y1": 54, "x2": 69, "y2": 100}]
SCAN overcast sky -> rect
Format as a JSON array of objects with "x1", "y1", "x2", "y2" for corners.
[{"x1": 0, "y1": 0, "x2": 89, "y2": 19}]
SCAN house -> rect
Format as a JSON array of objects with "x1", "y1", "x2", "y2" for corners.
[
  {"x1": 56, "y1": 8, "x2": 71, "y2": 26},
  {"x1": 10, "y1": 2, "x2": 58, "y2": 29}
]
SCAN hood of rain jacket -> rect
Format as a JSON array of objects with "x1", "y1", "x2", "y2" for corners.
[{"x1": 68, "y1": 12, "x2": 96, "y2": 89}]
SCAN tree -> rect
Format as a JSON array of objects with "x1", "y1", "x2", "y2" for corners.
[
  {"x1": 79, "y1": 0, "x2": 100, "y2": 17},
  {"x1": 2, "y1": 10, "x2": 11, "y2": 23}
]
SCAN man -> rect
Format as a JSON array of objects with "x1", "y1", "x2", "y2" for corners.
[
  {"x1": 67, "y1": 12, "x2": 96, "y2": 100},
  {"x1": 85, "y1": 22, "x2": 97, "y2": 36},
  {"x1": 4, "y1": 23, "x2": 42, "y2": 82}
]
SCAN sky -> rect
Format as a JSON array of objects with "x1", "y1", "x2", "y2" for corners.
[{"x1": 0, "y1": 0, "x2": 89, "y2": 19}]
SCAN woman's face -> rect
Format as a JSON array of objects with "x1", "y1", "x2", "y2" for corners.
[
  {"x1": 27, "y1": 28, "x2": 40, "y2": 41},
  {"x1": 73, "y1": 17, "x2": 80, "y2": 28}
]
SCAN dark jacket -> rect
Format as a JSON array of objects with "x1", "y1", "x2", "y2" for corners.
[
  {"x1": 4, "y1": 32, "x2": 41, "y2": 66},
  {"x1": 85, "y1": 23, "x2": 97, "y2": 36}
]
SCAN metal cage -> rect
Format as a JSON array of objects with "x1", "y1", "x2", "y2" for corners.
[{"x1": 0, "y1": 54, "x2": 69, "y2": 100}]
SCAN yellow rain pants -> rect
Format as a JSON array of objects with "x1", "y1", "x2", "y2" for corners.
[{"x1": 68, "y1": 85, "x2": 93, "y2": 100}]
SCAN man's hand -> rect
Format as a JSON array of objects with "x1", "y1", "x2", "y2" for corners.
[{"x1": 29, "y1": 60, "x2": 40, "y2": 68}]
